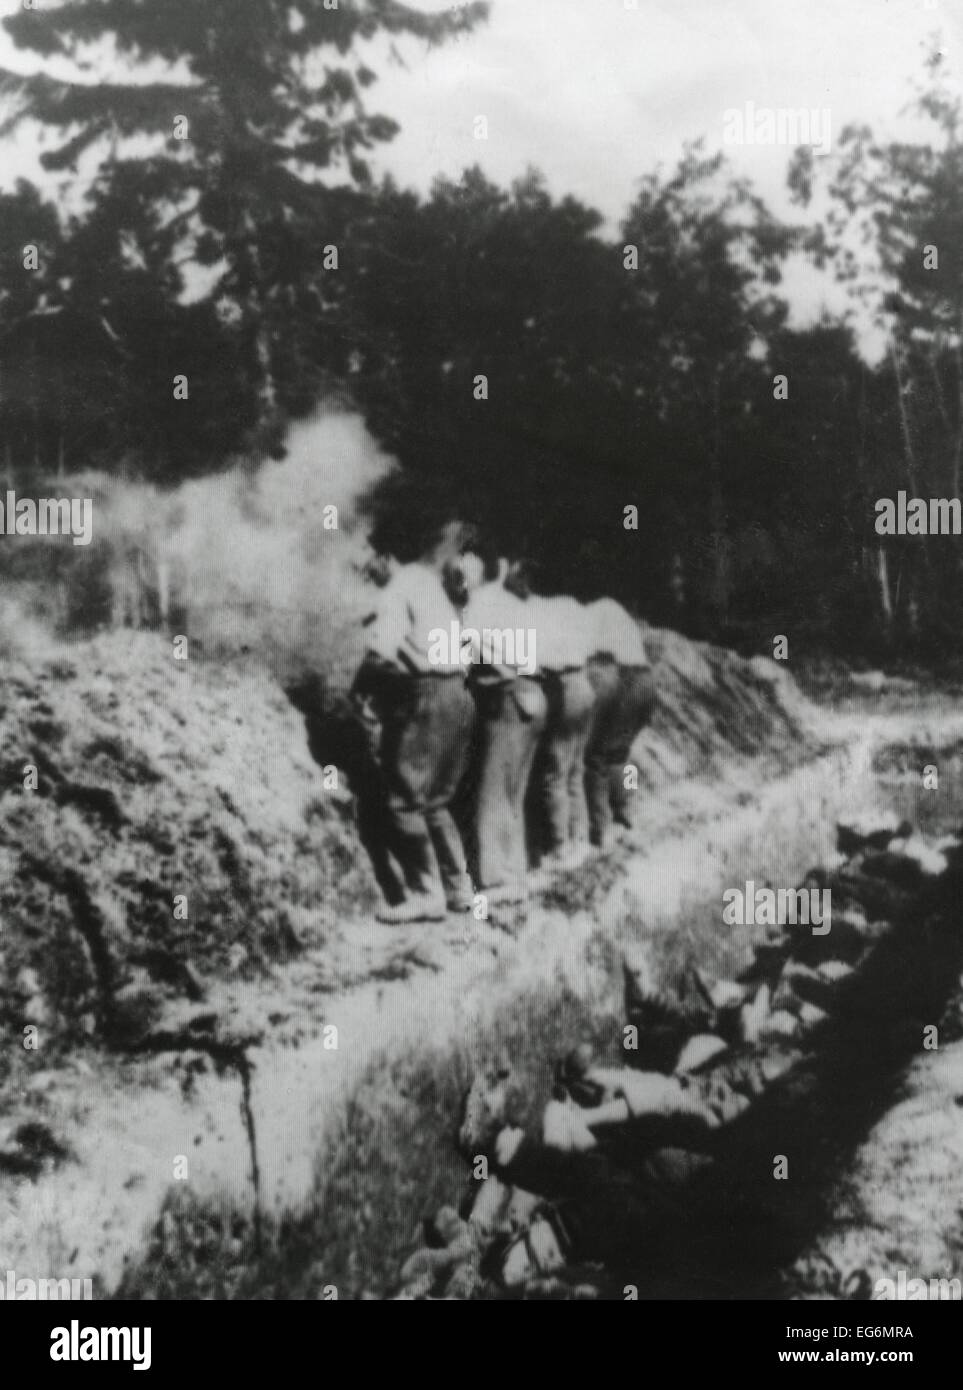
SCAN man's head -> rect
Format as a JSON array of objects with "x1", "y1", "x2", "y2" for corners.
[
  {"x1": 504, "y1": 558, "x2": 533, "y2": 601},
  {"x1": 442, "y1": 551, "x2": 486, "y2": 607},
  {"x1": 458, "y1": 1056, "x2": 529, "y2": 1157},
  {"x1": 460, "y1": 551, "x2": 486, "y2": 593},
  {"x1": 363, "y1": 553, "x2": 397, "y2": 588}
]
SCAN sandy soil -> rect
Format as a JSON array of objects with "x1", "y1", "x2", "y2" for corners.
[{"x1": 2, "y1": 630, "x2": 962, "y2": 1298}]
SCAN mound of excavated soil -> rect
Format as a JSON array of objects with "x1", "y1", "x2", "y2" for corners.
[
  {"x1": 0, "y1": 632, "x2": 378, "y2": 1056},
  {"x1": 0, "y1": 619, "x2": 830, "y2": 1297},
  {"x1": 0, "y1": 625, "x2": 818, "y2": 1061},
  {"x1": 639, "y1": 630, "x2": 817, "y2": 788}
]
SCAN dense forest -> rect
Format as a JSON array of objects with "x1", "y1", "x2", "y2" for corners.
[{"x1": 0, "y1": 2, "x2": 961, "y2": 657}]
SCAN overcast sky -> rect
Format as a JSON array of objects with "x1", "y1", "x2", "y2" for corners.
[
  {"x1": 370, "y1": 0, "x2": 958, "y2": 219},
  {"x1": 0, "y1": 0, "x2": 959, "y2": 349}
]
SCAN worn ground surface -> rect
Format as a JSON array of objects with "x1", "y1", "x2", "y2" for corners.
[{"x1": 1, "y1": 626, "x2": 961, "y2": 1299}]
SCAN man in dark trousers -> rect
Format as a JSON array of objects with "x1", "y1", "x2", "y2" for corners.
[
  {"x1": 353, "y1": 551, "x2": 475, "y2": 923},
  {"x1": 583, "y1": 597, "x2": 656, "y2": 850}
]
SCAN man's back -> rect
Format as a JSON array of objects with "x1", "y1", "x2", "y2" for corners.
[
  {"x1": 528, "y1": 594, "x2": 592, "y2": 672},
  {"x1": 366, "y1": 560, "x2": 462, "y2": 674},
  {"x1": 584, "y1": 598, "x2": 648, "y2": 667},
  {"x1": 463, "y1": 580, "x2": 532, "y2": 679}
]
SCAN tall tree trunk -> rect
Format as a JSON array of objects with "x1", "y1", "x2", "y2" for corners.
[
  {"x1": 876, "y1": 544, "x2": 893, "y2": 634},
  {"x1": 708, "y1": 368, "x2": 730, "y2": 625},
  {"x1": 669, "y1": 551, "x2": 686, "y2": 615},
  {"x1": 235, "y1": 203, "x2": 279, "y2": 440},
  {"x1": 252, "y1": 310, "x2": 277, "y2": 419},
  {"x1": 953, "y1": 336, "x2": 963, "y2": 501},
  {"x1": 855, "y1": 365, "x2": 878, "y2": 638},
  {"x1": 889, "y1": 339, "x2": 920, "y2": 496},
  {"x1": 889, "y1": 338, "x2": 932, "y2": 635}
]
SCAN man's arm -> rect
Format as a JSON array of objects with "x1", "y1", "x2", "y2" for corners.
[{"x1": 366, "y1": 586, "x2": 410, "y2": 668}]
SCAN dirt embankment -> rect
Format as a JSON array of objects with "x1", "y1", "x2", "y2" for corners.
[
  {"x1": 0, "y1": 621, "x2": 825, "y2": 1294},
  {"x1": 0, "y1": 632, "x2": 380, "y2": 1055},
  {"x1": 0, "y1": 624, "x2": 818, "y2": 1055}
]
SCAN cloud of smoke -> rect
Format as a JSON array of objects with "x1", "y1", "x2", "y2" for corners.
[{"x1": 93, "y1": 407, "x2": 396, "y2": 692}]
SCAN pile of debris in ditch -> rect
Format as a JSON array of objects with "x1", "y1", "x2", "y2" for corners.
[{"x1": 394, "y1": 813, "x2": 963, "y2": 1300}]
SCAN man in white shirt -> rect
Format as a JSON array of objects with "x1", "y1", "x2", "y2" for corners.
[
  {"x1": 353, "y1": 555, "x2": 475, "y2": 923},
  {"x1": 365, "y1": 558, "x2": 467, "y2": 676},
  {"x1": 522, "y1": 576, "x2": 597, "y2": 869},
  {"x1": 461, "y1": 556, "x2": 547, "y2": 905},
  {"x1": 583, "y1": 597, "x2": 656, "y2": 849}
]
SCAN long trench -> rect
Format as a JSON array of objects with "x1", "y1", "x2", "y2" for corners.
[
  {"x1": 230, "y1": 721, "x2": 963, "y2": 1298},
  {"x1": 16, "y1": 715, "x2": 961, "y2": 1299}
]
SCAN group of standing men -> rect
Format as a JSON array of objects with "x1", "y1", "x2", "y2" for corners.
[{"x1": 350, "y1": 547, "x2": 656, "y2": 923}]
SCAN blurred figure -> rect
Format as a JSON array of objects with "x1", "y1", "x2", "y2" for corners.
[
  {"x1": 583, "y1": 597, "x2": 656, "y2": 849},
  {"x1": 461, "y1": 555, "x2": 547, "y2": 906},
  {"x1": 361, "y1": 552, "x2": 398, "y2": 590},
  {"x1": 622, "y1": 942, "x2": 721, "y2": 1074},
  {"x1": 351, "y1": 549, "x2": 475, "y2": 923},
  {"x1": 343, "y1": 556, "x2": 408, "y2": 908},
  {"x1": 521, "y1": 571, "x2": 595, "y2": 870}
]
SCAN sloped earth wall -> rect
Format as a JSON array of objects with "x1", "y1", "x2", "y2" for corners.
[{"x1": 0, "y1": 626, "x2": 959, "y2": 1297}]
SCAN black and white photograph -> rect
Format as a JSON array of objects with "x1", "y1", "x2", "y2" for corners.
[{"x1": 0, "y1": 0, "x2": 962, "y2": 1353}]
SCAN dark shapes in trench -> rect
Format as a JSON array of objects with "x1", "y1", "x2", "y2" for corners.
[{"x1": 552, "y1": 869, "x2": 963, "y2": 1300}]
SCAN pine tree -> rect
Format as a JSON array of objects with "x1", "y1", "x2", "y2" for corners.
[{"x1": 0, "y1": 0, "x2": 488, "y2": 447}]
